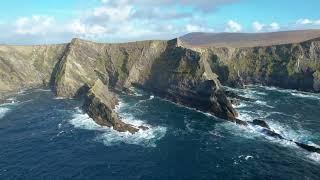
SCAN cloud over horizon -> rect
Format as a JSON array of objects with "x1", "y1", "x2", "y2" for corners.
[{"x1": 0, "y1": 0, "x2": 319, "y2": 44}]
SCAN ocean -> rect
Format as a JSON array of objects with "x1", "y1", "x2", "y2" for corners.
[{"x1": 0, "y1": 86, "x2": 320, "y2": 179}]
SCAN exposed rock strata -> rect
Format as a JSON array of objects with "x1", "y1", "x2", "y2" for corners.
[
  {"x1": 82, "y1": 79, "x2": 140, "y2": 134},
  {"x1": 1, "y1": 30, "x2": 320, "y2": 135},
  {"x1": 179, "y1": 31, "x2": 320, "y2": 92},
  {"x1": 247, "y1": 119, "x2": 320, "y2": 154},
  {"x1": 0, "y1": 44, "x2": 67, "y2": 96},
  {"x1": 47, "y1": 38, "x2": 237, "y2": 121}
]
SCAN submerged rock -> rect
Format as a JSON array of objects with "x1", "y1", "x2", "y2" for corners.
[
  {"x1": 250, "y1": 119, "x2": 271, "y2": 129},
  {"x1": 225, "y1": 90, "x2": 253, "y2": 102},
  {"x1": 247, "y1": 118, "x2": 320, "y2": 153},
  {"x1": 230, "y1": 98, "x2": 241, "y2": 106},
  {"x1": 294, "y1": 142, "x2": 320, "y2": 154},
  {"x1": 82, "y1": 79, "x2": 142, "y2": 134}
]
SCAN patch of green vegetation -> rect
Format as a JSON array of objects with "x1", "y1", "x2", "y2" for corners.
[{"x1": 313, "y1": 70, "x2": 320, "y2": 80}]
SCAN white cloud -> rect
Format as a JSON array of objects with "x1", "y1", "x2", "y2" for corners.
[
  {"x1": 269, "y1": 22, "x2": 280, "y2": 31},
  {"x1": 68, "y1": 20, "x2": 86, "y2": 35},
  {"x1": 252, "y1": 21, "x2": 265, "y2": 32},
  {"x1": 15, "y1": 15, "x2": 54, "y2": 35},
  {"x1": 225, "y1": 20, "x2": 242, "y2": 32},
  {"x1": 92, "y1": 5, "x2": 133, "y2": 23},
  {"x1": 296, "y1": 18, "x2": 320, "y2": 25},
  {"x1": 67, "y1": 20, "x2": 108, "y2": 38},
  {"x1": 251, "y1": 21, "x2": 281, "y2": 32},
  {"x1": 185, "y1": 24, "x2": 214, "y2": 32},
  {"x1": 101, "y1": 0, "x2": 239, "y2": 12},
  {"x1": 296, "y1": 18, "x2": 313, "y2": 25}
]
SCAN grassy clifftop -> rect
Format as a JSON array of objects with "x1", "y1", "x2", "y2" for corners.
[
  {"x1": 193, "y1": 37, "x2": 320, "y2": 92},
  {"x1": 0, "y1": 44, "x2": 66, "y2": 98}
]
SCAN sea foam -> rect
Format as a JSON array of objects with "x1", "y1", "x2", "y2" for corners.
[
  {"x1": 290, "y1": 92, "x2": 320, "y2": 100},
  {"x1": 0, "y1": 107, "x2": 10, "y2": 119},
  {"x1": 69, "y1": 105, "x2": 167, "y2": 147}
]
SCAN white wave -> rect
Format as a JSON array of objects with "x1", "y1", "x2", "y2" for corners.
[
  {"x1": 248, "y1": 85, "x2": 302, "y2": 95},
  {"x1": 237, "y1": 111, "x2": 255, "y2": 121},
  {"x1": 230, "y1": 109, "x2": 320, "y2": 161},
  {"x1": 237, "y1": 109, "x2": 271, "y2": 122},
  {"x1": 128, "y1": 87, "x2": 145, "y2": 96},
  {"x1": 253, "y1": 91, "x2": 267, "y2": 96},
  {"x1": 97, "y1": 125, "x2": 166, "y2": 147},
  {"x1": 307, "y1": 153, "x2": 320, "y2": 163},
  {"x1": 69, "y1": 107, "x2": 167, "y2": 147},
  {"x1": 69, "y1": 109, "x2": 102, "y2": 131},
  {"x1": 290, "y1": 92, "x2": 320, "y2": 100},
  {"x1": 216, "y1": 122, "x2": 263, "y2": 140},
  {"x1": 255, "y1": 100, "x2": 274, "y2": 108},
  {"x1": 233, "y1": 102, "x2": 247, "y2": 108},
  {"x1": 242, "y1": 91, "x2": 260, "y2": 100},
  {"x1": 0, "y1": 98, "x2": 22, "y2": 119},
  {"x1": 33, "y1": 89, "x2": 51, "y2": 92},
  {"x1": 0, "y1": 107, "x2": 10, "y2": 119},
  {"x1": 238, "y1": 155, "x2": 254, "y2": 160},
  {"x1": 54, "y1": 97, "x2": 66, "y2": 100},
  {"x1": 238, "y1": 110, "x2": 312, "y2": 143},
  {"x1": 131, "y1": 95, "x2": 155, "y2": 107},
  {"x1": 266, "y1": 121, "x2": 311, "y2": 143},
  {"x1": 245, "y1": 155, "x2": 254, "y2": 160}
]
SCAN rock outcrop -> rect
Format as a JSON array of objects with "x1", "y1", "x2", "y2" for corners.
[
  {"x1": 48, "y1": 38, "x2": 237, "y2": 121},
  {"x1": 129, "y1": 39, "x2": 237, "y2": 120},
  {"x1": 247, "y1": 119, "x2": 320, "y2": 154},
  {"x1": 179, "y1": 30, "x2": 320, "y2": 92},
  {"x1": 82, "y1": 79, "x2": 140, "y2": 134},
  {"x1": 1, "y1": 30, "x2": 320, "y2": 134},
  {"x1": 0, "y1": 44, "x2": 67, "y2": 98}
]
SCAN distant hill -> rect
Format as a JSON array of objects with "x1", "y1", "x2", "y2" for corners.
[{"x1": 179, "y1": 30, "x2": 320, "y2": 48}]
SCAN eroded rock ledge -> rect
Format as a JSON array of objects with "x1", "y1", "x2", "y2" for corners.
[
  {"x1": 82, "y1": 79, "x2": 143, "y2": 134},
  {"x1": 1, "y1": 33, "x2": 320, "y2": 136}
]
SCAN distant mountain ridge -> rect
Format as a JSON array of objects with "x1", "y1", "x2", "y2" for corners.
[{"x1": 179, "y1": 30, "x2": 320, "y2": 48}]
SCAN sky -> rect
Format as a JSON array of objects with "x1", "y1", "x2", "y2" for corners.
[{"x1": 0, "y1": 0, "x2": 320, "y2": 44}]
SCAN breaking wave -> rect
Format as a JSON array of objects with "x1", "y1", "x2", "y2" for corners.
[
  {"x1": 0, "y1": 99, "x2": 21, "y2": 119},
  {"x1": 290, "y1": 92, "x2": 320, "y2": 100},
  {"x1": 231, "y1": 100, "x2": 320, "y2": 162},
  {"x1": 0, "y1": 107, "x2": 10, "y2": 119},
  {"x1": 69, "y1": 106, "x2": 167, "y2": 147}
]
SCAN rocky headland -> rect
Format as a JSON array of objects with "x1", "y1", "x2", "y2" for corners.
[
  {"x1": 1, "y1": 30, "x2": 320, "y2": 153},
  {"x1": 180, "y1": 30, "x2": 320, "y2": 92}
]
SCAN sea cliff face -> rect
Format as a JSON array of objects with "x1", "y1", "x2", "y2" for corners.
[
  {"x1": 2, "y1": 32, "x2": 320, "y2": 133},
  {"x1": 82, "y1": 79, "x2": 140, "y2": 133},
  {"x1": 205, "y1": 39, "x2": 320, "y2": 92},
  {"x1": 0, "y1": 38, "x2": 236, "y2": 132},
  {"x1": 0, "y1": 44, "x2": 66, "y2": 98},
  {"x1": 179, "y1": 33, "x2": 320, "y2": 92}
]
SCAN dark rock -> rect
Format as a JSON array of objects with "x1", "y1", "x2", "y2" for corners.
[
  {"x1": 82, "y1": 79, "x2": 139, "y2": 134},
  {"x1": 225, "y1": 90, "x2": 253, "y2": 102},
  {"x1": 235, "y1": 119, "x2": 249, "y2": 126},
  {"x1": 295, "y1": 142, "x2": 320, "y2": 153},
  {"x1": 138, "y1": 125, "x2": 149, "y2": 131},
  {"x1": 261, "y1": 129, "x2": 284, "y2": 140},
  {"x1": 230, "y1": 98, "x2": 241, "y2": 106},
  {"x1": 250, "y1": 119, "x2": 271, "y2": 129}
]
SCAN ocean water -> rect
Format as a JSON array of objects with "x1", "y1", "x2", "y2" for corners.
[{"x1": 0, "y1": 86, "x2": 320, "y2": 179}]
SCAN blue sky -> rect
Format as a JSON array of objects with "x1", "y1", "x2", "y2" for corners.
[{"x1": 0, "y1": 0, "x2": 319, "y2": 44}]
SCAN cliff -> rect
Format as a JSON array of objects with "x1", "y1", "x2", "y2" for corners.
[
  {"x1": 0, "y1": 44, "x2": 66, "y2": 98},
  {"x1": 82, "y1": 79, "x2": 140, "y2": 133},
  {"x1": 1, "y1": 31, "x2": 320, "y2": 151},
  {"x1": 179, "y1": 30, "x2": 320, "y2": 92},
  {"x1": 2, "y1": 30, "x2": 320, "y2": 133},
  {"x1": 0, "y1": 38, "x2": 236, "y2": 133}
]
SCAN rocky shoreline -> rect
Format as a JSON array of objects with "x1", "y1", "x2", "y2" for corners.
[{"x1": 0, "y1": 31, "x2": 320, "y2": 152}]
